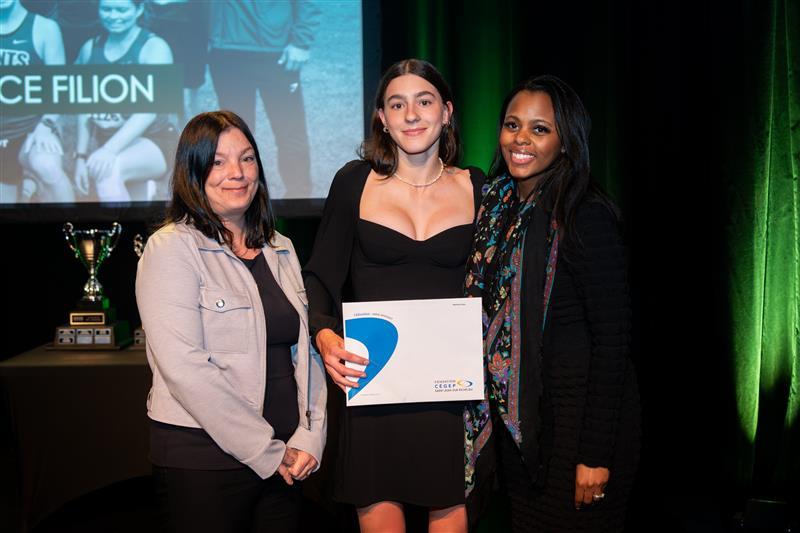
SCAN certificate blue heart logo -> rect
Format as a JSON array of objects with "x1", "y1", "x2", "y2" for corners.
[{"x1": 344, "y1": 317, "x2": 398, "y2": 400}]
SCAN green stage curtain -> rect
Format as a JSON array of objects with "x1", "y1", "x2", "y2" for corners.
[
  {"x1": 387, "y1": 0, "x2": 628, "y2": 191},
  {"x1": 390, "y1": 0, "x2": 519, "y2": 171},
  {"x1": 728, "y1": 0, "x2": 799, "y2": 497}
]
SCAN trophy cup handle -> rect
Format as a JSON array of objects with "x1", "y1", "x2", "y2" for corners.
[
  {"x1": 107, "y1": 222, "x2": 122, "y2": 252},
  {"x1": 133, "y1": 234, "x2": 144, "y2": 258},
  {"x1": 63, "y1": 222, "x2": 80, "y2": 257}
]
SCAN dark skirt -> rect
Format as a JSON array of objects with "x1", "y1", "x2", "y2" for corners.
[{"x1": 334, "y1": 397, "x2": 466, "y2": 509}]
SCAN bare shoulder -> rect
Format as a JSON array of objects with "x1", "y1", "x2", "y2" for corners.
[
  {"x1": 75, "y1": 39, "x2": 93, "y2": 64},
  {"x1": 444, "y1": 165, "x2": 474, "y2": 192},
  {"x1": 33, "y1": 14, "x2": 60, "y2": 34},
  {"x1": 32, "y1": 14, "x2": 65, "y2": 63},
  {"x1": 140, "y1": 35, "x2": 173, "y2": 64}
]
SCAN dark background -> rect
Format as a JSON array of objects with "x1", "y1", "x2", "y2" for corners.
[{"x1": 1, "y1": 0, "x2": 797, "y2": 532}]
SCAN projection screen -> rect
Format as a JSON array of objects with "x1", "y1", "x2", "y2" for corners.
[{"x1": 0, "y1": 0, "x2": 366, "y2": 215}]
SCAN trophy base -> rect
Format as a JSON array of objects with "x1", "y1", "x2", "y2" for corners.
[
  {"x1": 54, "y1": 321, "x2": 131, "y2": 350},
  {"x1": 69, "y1": 298, "x2": 116, "y2": 326},
  {"x1": 130, "y1": 326, "x2": 146, "y2": 350}
]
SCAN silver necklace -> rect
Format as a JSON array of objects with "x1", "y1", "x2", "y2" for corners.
[{"x1": 392, "y1": 158, "x2": 445, "y2": 188}]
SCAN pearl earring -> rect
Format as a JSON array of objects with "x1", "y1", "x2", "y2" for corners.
[{"x1": 383, "y1": 126, "x2": 388, "y2": 133}]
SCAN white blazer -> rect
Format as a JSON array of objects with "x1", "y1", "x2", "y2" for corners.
[{"x1": 136, "y1": 222, "x2": 326, "y2": 479}]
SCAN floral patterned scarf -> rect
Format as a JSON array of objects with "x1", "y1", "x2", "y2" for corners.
[{"x1": 463, "y1": 174, "x2": 559, "y2": 496}]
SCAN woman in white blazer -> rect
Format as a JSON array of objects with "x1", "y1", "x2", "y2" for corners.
[{"x1": 136, "y1": 110, "x2": 326, "y2": 533}]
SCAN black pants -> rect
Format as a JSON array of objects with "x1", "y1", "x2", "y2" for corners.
[
  {"x1": 208, "y1": 48, "x2": 312, "y2": 198},
  {"x1": 153, "y1": 465, "x2": 301, "y2": 533}
]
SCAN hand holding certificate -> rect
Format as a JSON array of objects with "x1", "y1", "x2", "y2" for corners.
[
  {"x1": 343, "y1": 297, "x2": 484, "y2": 406},
  {"x1": 315, "y1": 328, "x2": 369, "y2": 392}
]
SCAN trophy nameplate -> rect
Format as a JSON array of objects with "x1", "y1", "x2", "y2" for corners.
[
  {"x1": 55, "y1": 222, "x2": 131, "y2": 350},
  {"x1": 67, "y1": 297, "x2": 116, "y2": 326},
  {"x1": 69, "y1": 312, "x2": 107, "y2": 326}
]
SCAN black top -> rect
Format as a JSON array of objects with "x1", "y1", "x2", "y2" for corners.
[
  {"x1": 0, "y1": 11, "x2": 40, "y2": 65},
  {"x1": 89, "y1": 28, "x2": 154, "y2": 65},
  {"x1": 149, "y1": 252, "x2": 300, "y2": 469},
  {"x1": 0, "y1": 11, "x2": 42, "y2": 138},
  {"x1": 86, "y1": 28, "x2": 172, "y2": 136},
  {"x1": 241, "y1": 252, "x2": 300, "y2": 443},
  {"x1": 302, "y1": 160, "x2": 486, "y2": 507},
  {"x1": 304, "y1": 160, "x2": 486, "y2": 339}
]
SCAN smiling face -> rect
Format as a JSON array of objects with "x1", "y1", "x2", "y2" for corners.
[
  {"x1": 378, "y1": 74, "x2": 452, "y2": 159},
  {"x1": 98, "y1": 0, "x2": 143, "y2": 35},
  {"x1": 204, "y1": 127, "x2": 259, "y2": 225},
  {"x1": 500, "y1": 90, "x2": 562, "y2": 186}
]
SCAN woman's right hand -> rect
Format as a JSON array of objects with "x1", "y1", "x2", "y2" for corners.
[
  {"x1": 74, "y1": 159, "x2": 89, "y2": 195},
  {"x1": 316, "y1": 328, "x2": 368, "y2": 393}
]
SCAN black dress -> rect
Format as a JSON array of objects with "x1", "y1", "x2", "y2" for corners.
[{"x1": 303, "y1": 160, "x2": 485, "y2": 508}]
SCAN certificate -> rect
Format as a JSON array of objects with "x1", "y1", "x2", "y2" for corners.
[{"x1": 343, "y1": 297, "x2": 484, "y2": 406}]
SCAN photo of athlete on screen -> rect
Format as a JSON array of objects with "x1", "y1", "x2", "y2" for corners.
[
  {"x1": 208, "y1": 0, "x2": 320, "y2": 198},
  {"x1": 73, "y1": 0, "x2": 177, "y2": 203},
  {"x1": 0, "y1": 0, "x2": 75, "y2": 203},
  {"x1": 148, "y1": 0, "x2": 208, "y2": 126}
]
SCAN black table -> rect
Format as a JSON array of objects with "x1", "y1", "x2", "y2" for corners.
[{"x1": 1, "y1": 345, "x2": 151, "y2": 532}]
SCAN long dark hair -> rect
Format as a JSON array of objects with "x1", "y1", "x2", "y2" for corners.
[
  {"x1": 163, "y1": 110, "x2": 275, "y2": 249},
  {"x1": 360, "y1": 58, "x2": 461, "y2": 175},
  {"x1": 489, "y1": 75, "x2": 619, "y2": 247}
]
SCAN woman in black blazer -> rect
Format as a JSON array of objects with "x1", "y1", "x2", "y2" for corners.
[{"x1": 465, "y1": 75, "x2": 640, "y2": 532}]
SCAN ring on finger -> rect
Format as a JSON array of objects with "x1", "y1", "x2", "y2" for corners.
[{"x1": 592, "y1": 492, "x2": 606, "y2": 501}]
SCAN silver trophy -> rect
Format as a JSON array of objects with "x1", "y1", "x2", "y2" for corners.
[
  {"x1": 132, "y1": 233, "x2": 146, "y2": 349},
  {"x1": 63, "y1": 222, "x2": 122, "y2": 302},
  {"x1": 55, "y1": 222, "x2": 130, "y2": 349}
]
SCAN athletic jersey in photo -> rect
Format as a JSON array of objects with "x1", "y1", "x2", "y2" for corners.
[
  {"x1": 0, "y1": 11, "x2": 43, "y2": 140},
  {"x1": 85, "y1": 28, "x2": 170, "y2": 134}
]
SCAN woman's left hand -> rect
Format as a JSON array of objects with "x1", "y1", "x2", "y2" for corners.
[
  {"x1": 288, "y1": 448, "x2": 318, "y2": 481},
  {"x1": 276, "y1": 447, "x2": 298, "y2": 485},
  {"x1": 574, "y1": 464, "x2": 610, "y2": 509}
]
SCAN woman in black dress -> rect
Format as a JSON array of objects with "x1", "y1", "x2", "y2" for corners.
[
  {"x1": 303, "y1": 59, "x2": 484, "y2": 532},
  {"x1": 465, "y1": 76, "x2": 640, "y2": 532}
]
